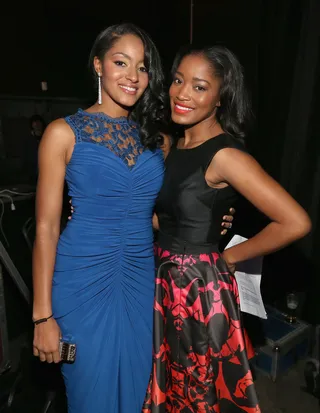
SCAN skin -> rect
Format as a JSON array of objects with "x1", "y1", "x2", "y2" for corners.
[{"x1": 170, "y1": 53, "x2": 311, "y2": 273}]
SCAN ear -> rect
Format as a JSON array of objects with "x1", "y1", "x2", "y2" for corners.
[{"x1": 93, "y1": 57, "x2": 102, "y2": 76}]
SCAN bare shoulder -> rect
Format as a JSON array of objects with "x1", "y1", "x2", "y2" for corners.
[
  {"x1": 40, "y1": 118, "x2": 74, "y2": 154},
  {"x1": 42, "y1": 119, "x2": 74, "y2": 142},
  {"x1": 205, "y1": 145, "x2": 254, "y2": 185},
  {"x1": 213, "y1": 147, "x2": 261, "y2": 173}
]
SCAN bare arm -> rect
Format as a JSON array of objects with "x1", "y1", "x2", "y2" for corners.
[
  {"x1": 33, "y1": 119, "x2": 74, "y2": 363},
  {"x1": 207, "y1": 148, "x2": 311, "y2": 266}
]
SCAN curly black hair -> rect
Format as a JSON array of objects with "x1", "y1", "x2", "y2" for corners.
[
  {"x1": 89, "y1": 23, "x2": 168, "y2": 149},
  {"x1": 171, "y1": 44, "x2": 252, "y2": 139}
]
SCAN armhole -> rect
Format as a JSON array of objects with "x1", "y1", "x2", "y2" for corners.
[
  {"x1": 65, "y1": 116, "x2": 80, "y2": 144},
  {"x1": 204, "y1": 144, "x2": 245, "y2": 191},
  {"x1": 204, "y1": 137, "x2": 246, "y2": 172}
]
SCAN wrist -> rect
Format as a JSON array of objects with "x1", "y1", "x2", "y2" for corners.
[
  {"x1": 222, "y1": 250, "x2": 236, "y2": 266},
  {"x1": 32, "y1": 307, "x2": 52, "y2": 321},
  {"x1": 33, "y1": 314, "x2": 54, "y2": 325}
]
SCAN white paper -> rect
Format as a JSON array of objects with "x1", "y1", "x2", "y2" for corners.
[{"x1": 225, "y1": 235, "x2": 267, "y2": 319}]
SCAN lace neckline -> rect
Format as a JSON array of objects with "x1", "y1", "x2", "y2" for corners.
[{"x1": 78, "y1": 108, "x2": 135, "y2": 125}]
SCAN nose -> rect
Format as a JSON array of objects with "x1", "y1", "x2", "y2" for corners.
[
  {"x1": 176, "y1": 83, "x2": 191, "y2": 101},
  {"x1": 125, "y1": 67, "x2": 139, "y2": 83}
]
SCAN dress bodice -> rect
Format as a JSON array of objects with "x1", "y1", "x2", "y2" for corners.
[
  {"x1": 66, "y1": 109, "x2": 145, "y2": 168},
  {"x1": 156, "y1": 133, "x2": 246, "y2": 246},
  {"x1": 58, "y1": 109, "x2": 164, "y2": 254}
]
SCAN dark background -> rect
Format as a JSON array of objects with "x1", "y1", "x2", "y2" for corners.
[{"x1": 0, "y1": 0, "x2": 319, "y2": 323}]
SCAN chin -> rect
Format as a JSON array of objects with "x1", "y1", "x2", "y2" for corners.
[
  {"x1": 118, "y1": 95, "x2": 140, "y2": 108},
  {"x1": 171, "y1": 113, "x2": 193, "y2": 125}
]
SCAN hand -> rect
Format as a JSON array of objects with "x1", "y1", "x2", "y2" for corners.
[
  {"x1": 33, "y1": 317, "x2": 61, "y2": 363},
  {"x1": 68, "y1": 199, "x2": 74, "y2": 220},
  {"x1": 221, "y1": 207, "x2": 235, "y2": 235}
]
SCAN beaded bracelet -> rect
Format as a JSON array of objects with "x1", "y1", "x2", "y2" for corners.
[{"x1": 33, "y1": 314, "x2": 53, "y2": 325}]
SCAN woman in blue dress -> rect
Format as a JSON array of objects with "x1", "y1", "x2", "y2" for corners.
[
  {"x1": 32, "y1": 23, "x2": 168, "y2": 413},
  {"x1": 32, "y1": 23, "x2": 234, "y2": 412}
]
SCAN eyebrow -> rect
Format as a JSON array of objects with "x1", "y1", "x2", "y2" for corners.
[
  {"x1": 176, "y1": 71, "x2": 210, "y2": 85},
  {"x1": 112, "y1": 52, "x2": 131, "y2": 60},
  {"x1": 112, "y1": 52, "x2": 146, "y2": 66}
]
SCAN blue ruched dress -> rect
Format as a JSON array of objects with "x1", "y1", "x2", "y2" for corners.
[{"x1": 51, "y1": 109, "x2": 164, "y2": 413}]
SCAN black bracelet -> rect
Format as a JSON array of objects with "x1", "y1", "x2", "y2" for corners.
[{"x1": 33, "y1": 314, "x2": 53, "y2": 325}]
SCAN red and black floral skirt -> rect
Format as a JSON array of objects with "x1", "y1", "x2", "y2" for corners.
[{"x1": 142, "y1": 235, "x2": 261, "y2": 413}]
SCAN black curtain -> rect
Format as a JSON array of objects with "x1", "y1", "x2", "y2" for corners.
[
  {"x1": 279, "y1": 0, "x2": 320, "y2": 323},
  {"x1": 251, "y1": 0, "x2": 320, "y2": 324}
]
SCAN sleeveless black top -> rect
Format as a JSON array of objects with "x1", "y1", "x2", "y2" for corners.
[{"x1": 156, "y1": 133, "x2": 246, "y2": 246}]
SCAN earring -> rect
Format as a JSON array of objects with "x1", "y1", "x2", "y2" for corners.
[{"x1": 98, "y1": 74, "x2": 102, "y2": 105}]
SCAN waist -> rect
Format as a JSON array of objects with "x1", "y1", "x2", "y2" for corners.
[
  {"x1": 157, "y1": 225, "x2": 222, "y2": 249},
  {"x1": 157, "y1": 231, "x2": 219, "y2": 254}
]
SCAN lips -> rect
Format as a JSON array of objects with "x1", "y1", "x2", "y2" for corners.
[
  {"x1": 173, "y1": 102, "x2": 194, "y2": 114},
  {"x1": 119, "y1": 85, "x2": 138, "y2": 95}
]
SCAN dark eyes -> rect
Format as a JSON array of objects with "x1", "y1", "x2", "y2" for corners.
[
  {"x1": 114, "y1": 61, "x2": 126, "y2": 67},
  {"x1": 173, "y1": 78, "x2": 206, "y2": 91}
]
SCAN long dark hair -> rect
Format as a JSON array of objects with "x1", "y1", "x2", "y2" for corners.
[
  {"x1": 171, "y1": 44, "x2": 252, "y2": 139},
  {"x1": 89, "y1": 23, "x2": 168, "y2": 149}
]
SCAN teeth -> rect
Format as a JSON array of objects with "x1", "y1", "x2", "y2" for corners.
[
  {"x1": 176, "y1": 104, "x2": 192, "y2": 111},
  {"x1": 120, "y1": 86, "x2": 137, "y2": 92}
]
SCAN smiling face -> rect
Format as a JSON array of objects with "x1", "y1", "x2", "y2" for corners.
[
  {"x1": 169, "y1": 53, "x2": 221, "y2": 126},
  {"x1": 94, "y1": 34, "x2": 149, "y2": 111}
]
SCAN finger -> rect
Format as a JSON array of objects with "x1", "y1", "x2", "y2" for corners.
[
  {"x1": 221, "y1": 222, "x2": 231, "y2": 228},
  {"x1": 69, "y1": 199, "x2": 71, "y2": 204},
  {"x1": 223, "y1": 215, "x2": 234, "y2": 222},
  {"x1": 33, "y1": 347, "x2": 39, "y2": 357},
  {"x1": 221, "y1": 229, "x2": 227, "y2": 235},
  {"x1": 39, "y1": 351, "x2": 46, "y2": 362},
  {"x1": 53, "y1": 351, "x2": 61, "y2": 364},
  {"x1": 68, "y1": 216, "x2": 71, "y2": 220},
  {"x1": 229, "y1": 208, "x2": 235, "y2": 215},
  {"x1": 46, "y1": 353, "x2": 54, "y2": 364}
]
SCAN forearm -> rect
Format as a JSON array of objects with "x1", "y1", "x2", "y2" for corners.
[
  {"x1": 32, "y1": 226, "x2": 60, "y2": 319},
  {"x1": 223, "y1": 221, "x2": 309, "y2": 265}
]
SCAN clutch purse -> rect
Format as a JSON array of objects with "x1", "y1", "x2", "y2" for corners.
[{"x1": 59, "y1": 341, "x2": 76, "y2": 362}]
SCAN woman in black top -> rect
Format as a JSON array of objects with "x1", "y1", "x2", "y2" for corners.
[{"x1": 143, "y1": 45, "x2": 311, "y2": 413}]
